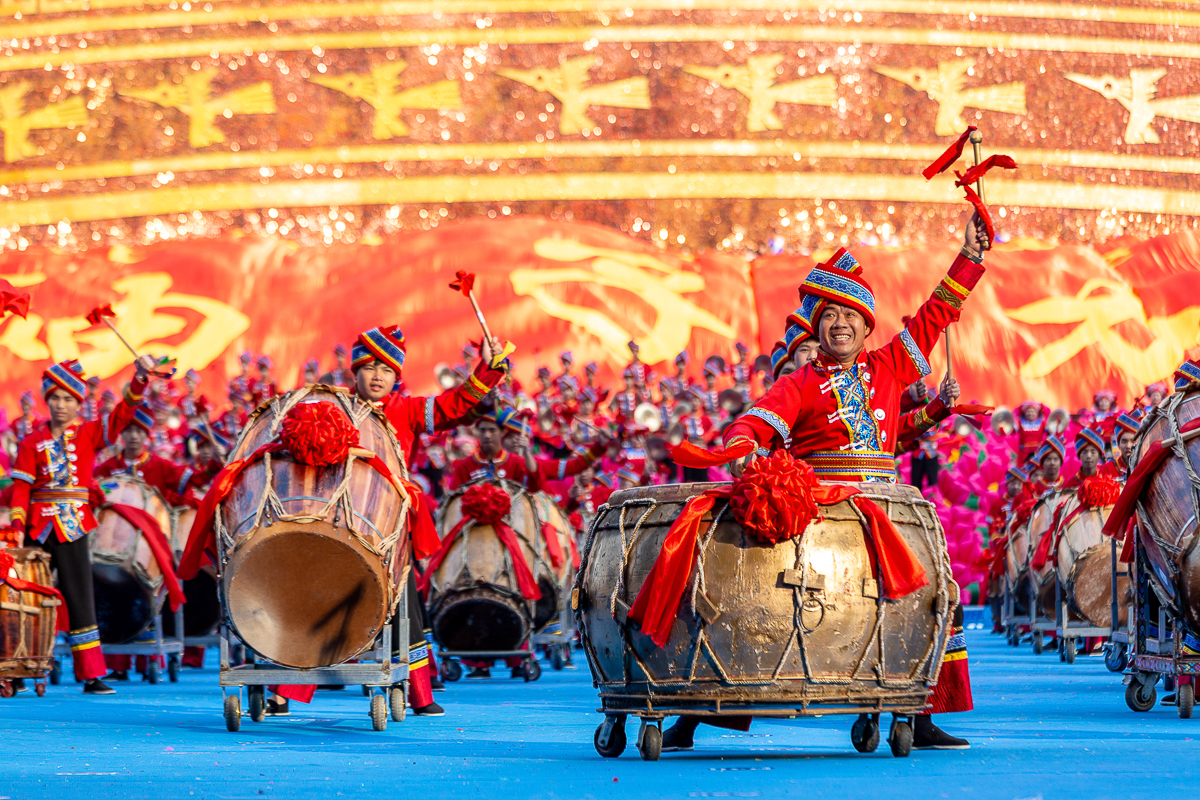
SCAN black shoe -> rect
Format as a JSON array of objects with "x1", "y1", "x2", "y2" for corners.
[
  {"x1": 83, "y1": 679, "x2": 116, "y2": 696},
  {"x1": 913, "y1": 716, "x2": 970, "y2": 750},
  {"x1": 106, "y1": 670, "x2": 130, "y2": 682},
  {"x1": 430, "y1": 675, "x2": 446, "y2": 692},
  {"x1": 661, "y1": 717, "x2": 699, "y2": 752},
  {"x1": 266, "y1": 699, "x2": 290, "y2": 716},
  {"x1": 510, "y1": 666, "x2": 524, "y2": 679},
  {"x1": 466, "y1": 668, "x2": 490, "y2": 679},
  {"x1": 1162, "y1": 693, "x2": 1178, "y2": 706},
  {"x1": 12, "y1": 678, "x2": 27, "y2": 694},
  {"x1": 414, "y1": 702, "x2": 445, "y2": 717}
]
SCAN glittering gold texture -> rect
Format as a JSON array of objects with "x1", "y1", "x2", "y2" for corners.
[{"x1": 0, "y1": 1, "x2": 1198, "y2": 252}]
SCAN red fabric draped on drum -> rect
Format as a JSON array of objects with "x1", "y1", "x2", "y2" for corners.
[
  {"x1": 1104, "y1": 417, "x2": 1200, "y2": 545},
  {"x1": 541, "y1": 523, "x2": 565, "y2": 570},
  {"x1": 628, "y1": 453, "x2": 929, "y2": 648},
  {"x1": 106, "y1": 503, "x2": 186, "y2": 612},
  {"x1": 0, "y1": 549, "x2": 67, "y2": 631}
]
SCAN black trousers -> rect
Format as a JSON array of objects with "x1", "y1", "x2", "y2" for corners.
[
  {"x1": 33, "y1": 533, "x2": 98, "y2": 632},
  {"x1": 911, "y1": 455, "x2": 940, "y2": 491}
]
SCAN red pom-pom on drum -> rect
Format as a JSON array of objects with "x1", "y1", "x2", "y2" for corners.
[
  {"x1": 728, "y1": 453, "x2": 820, "y2": 545},
  {"x1": 280, "y1": 401, "x2": 360, "y2": 466},
  {"x1": 460, "y1": 483, "x2": 512, "y2": 527}
]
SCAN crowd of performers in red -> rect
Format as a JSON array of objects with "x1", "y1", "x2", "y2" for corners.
[{"x1": 2, "y1": 203, "x2": 1196, "y2": 753}]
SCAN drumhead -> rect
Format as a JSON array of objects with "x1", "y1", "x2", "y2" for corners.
[{"x1": 93, "y1": 562, "x2": 155, "y2": 644}]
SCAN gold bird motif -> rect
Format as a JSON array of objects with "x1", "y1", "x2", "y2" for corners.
[
  {"x1": 875, "y1": 59, "x2": 1026, "y2": 136},
  {"x1": 1065, "y1": 69, "x2": 1200, "y2": 145},
  {"x1": 683, "y1": 54, "x2": 837, "y2": 133},
  {"x1": 0, "y1": 81, "x2": 89, "y2": 163},
  {"x1": 496, "y1": 56, "x2": 651, "y2": 135},
  {"x1": 308, "y1": 60, "x2": 461, "y2": 139},
  {"x1": 119, "y1": 69, "x2": 276, "y2": 148}
]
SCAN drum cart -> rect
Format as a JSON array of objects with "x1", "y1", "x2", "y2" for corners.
[
  {"x1": 1029, "y1": 576, "x2": 1057, "y2": 655},
  {"x1": 1104, "y1": 537, "x2": 1133, "y2": 673},
  {"x1": 1123, "y1": 533, "x2": 1200, "y2": 718},
  {"x1": 1051, "y1": 572, "x2": 1110, "y2": 665},
  {"x1": 0, "y1": 655, "x2": 53, "y2": 697},
  {"x1": 1001, "y1": 572, "x2": 1032, "y2": 648},
  {"x1": 52, "y1": 604, "x2": 185, "y2": 684},
  {"x1": 532, "y1": 585, "x2": 576, "y2": 671},
  {"x1": 438, "y1": 640, "x2": 542, "y2": 683},
  {"x1": 218, "y1": 602, "x2": 410, "y2": 732}
]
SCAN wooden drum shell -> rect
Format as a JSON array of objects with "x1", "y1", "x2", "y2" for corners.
[
  {"x1": 91, "y1": 478, "x2": 170, "y2": 644},
  {"x1": 0, "y1": 548, "x2": 58, "y2": 676}
]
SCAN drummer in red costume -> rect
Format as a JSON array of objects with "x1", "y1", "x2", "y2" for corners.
[
  {"x1": 95, "y1": 405, "x2": 208, "y2": 507},
  {"x1": 8, "y1": 354, "x2": 158, "y2": 694},
  {"x1": 673, "y1": 211, "x2": 991, "y2": 753}
]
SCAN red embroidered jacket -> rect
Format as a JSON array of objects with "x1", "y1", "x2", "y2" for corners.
[
  {"x1": 372, "y1": 361, "x2": 504, "y2": 462},
  {"x1": 10, "y1": 374, "x2": 149, "y2": 543},
  {"x1": 95, "y1": 452, "x2": 204, "y2": 508},
  {"x1": 721, "y1": 250, "x2": 985, "y2": 482}
]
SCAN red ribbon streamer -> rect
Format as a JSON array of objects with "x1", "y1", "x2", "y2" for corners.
[
  {"x1": 921, "y1": 126, "x2": 977, "y2": 180},
  {"x1": 107, "y1": 503, "x2": 187, "y2": 613},
  {"x1": 541, "y1": 522, "x2": 565, "y2": 570},
  {"x1": 953, "y1": 154, "x2": 1017, "y2": 188},
  {"x1": 962, "y1": 184, "x2": 995, "y2": 243},
  {"x1": 668, "y1": 437, "x2": 758, "y2": 469},
  {"x1": 418, "y1": 510, "x2": 542, "y2": 600},
  {"x1": 627, "y1": 480, "x2": 928, "y2": 648},
  {"x1": 0, "y1": 550, "x2": 68, "y2": 631},
  {"x1": 0, "y1": 290, "x2": 30, "y2": 320}
]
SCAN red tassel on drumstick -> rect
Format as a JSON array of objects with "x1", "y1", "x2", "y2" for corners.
[{"x1": 0, "y1": 280, "x2": 31, "y2": 320}]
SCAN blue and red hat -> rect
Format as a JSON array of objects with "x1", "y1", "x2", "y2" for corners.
[
  {"x1": 560, "y1": 351, "x2": 574, "y2": 366},
  {"x1": 351, "y1": 325, "x2": 406, "y2": 374},
  {"x1": 1006, "y1": 464, "x2": 1030, "y2": 483},
  {"x1": 675, "y1": 350, "x2": 690, "y2": 367},
  {"x1": 783, "y1": 321, "x2": 812, "y2": 357},
  {"x1": 1036, "y1": 435, "x2": 1067, "y2": 466},
  {"x1": 1075, "y1": 428, "x2": 1107, "y2": 457},
  {"x1": 495, "y1": 407, "x2": 532, "y2": 437},
  {"x1": 123, "y1": 404, "x2": 155, "y2": 435},
  {"x1": 1093, "y1": 389, "x2": 1117, "y2": 406},
  {"x1": 799, "y1": 248, "x2": 876, "y2": 331},
  {"x1": 786, "y1": 292, "x2": 822, "y2": 336},
  {"x1": 594, "y1": 472, "x2": 615, "y2": 489},
  {"x1": 1112, "y1": 413, "x2": 1140, "y2": 447},
  {"x1": 616, "y1": 465, "x2": 640, "y2": 484},
  {"x1": 42, "y1": 359, "x2": 87, "y2": 402},
  {"x1": 1175, "y1": 359, "x2": 1200, "y2": 390},
  {"x1": 769, "y1": 340, "x2": 789, "y2": 378}
]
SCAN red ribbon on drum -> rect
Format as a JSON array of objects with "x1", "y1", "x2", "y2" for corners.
[
  {"x1": 0, "y1": 549, "x2": 68, "y2": 631},
  {"x1": 418, "y1": 483, "x2": 542, "y2": 601},
  {"x1": 627, "y1": 452, "x2": 929, "y2": 648},
  {"x1": 106, "y1": 503, "x2": 187, "y2": 612}
]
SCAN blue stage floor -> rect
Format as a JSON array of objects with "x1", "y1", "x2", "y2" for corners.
[{"x1": 2, "y1": 628, "x2": 1197, "y2": 799}]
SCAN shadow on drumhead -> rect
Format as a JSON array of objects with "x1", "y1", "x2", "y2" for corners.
[
  {"x1": 433, "y1": 591, "x2": 528, "y2": 652},
  {"x1": 93, "y1": 562, "x2": 154, "y2": 644},
  {"x1": 224, "y1": 522, "x2": 387, "y2": 669},
  {"x1": 161, "y1": 568, "x2": 221, "y2": 638}
]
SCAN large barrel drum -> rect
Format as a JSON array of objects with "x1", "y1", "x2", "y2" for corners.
[
  {"x1": 92, "y1": 477, "x2": 170, "y2": 643},
  {"x1": 219, "y1": 387, "x2": 411, "y2": 669},
  {"x1": 1004, "y1": 515, "x2": 1032, "y2": 615},
  {"x1": 530, "y1": 491, "x2": 574, "y2": 631},
  {"x1": 0, "y1": 548, "x2": 59, "y2": 676},
  {"x1": 1131, "y1": 390, "x2": 1200, "y2": 628},
  {"x1": 1054, "y1": 496, "x2": 1128, "y2": 627},
  {"x1": 428, "y1": 480, "x2": 540, "y2": 652},
  {"x1": 1029, "y1": 491, "x2": 1072, "y2": 617},
  {"x1": 161, "y1": 507, "x2": 220, "y2": 639},
  {"x1": 575, "y1": 482, "x2": 956, "y2": 715}
]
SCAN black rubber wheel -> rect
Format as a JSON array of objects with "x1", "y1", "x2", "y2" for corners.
[
  {"x1": 638, "y1": 725, "x2": 662, "y2": 762},
  {"x1": 1065, "y1": 638, "x2": 1077, "y2": 664},
  {"x1": 1179, "y1": 683, "x2": 1195, "y2": 720},
  {"x1": 524, "y1": 658, "x2": 542, "y2": 682},
  {"x1": 1126, "y1": 679, "x2": 1156, "y2": 713},
  {"x1": 390, "y1": 685, "x2": 406, "y2": 722},
  {"x1": 551, "y1": 647, "x2": 566, "y2": 671},
  {"x1": 147, "y1": 660, "x2": 161, "y2": 685},
  {"x1": 248, "y1": 686, "x2": 265, "y2": 723},
  {"x1": 168, "y1": 656, "x2": 180, "y2": 683},
  {"x1": 594, "y1": 718, "x2": 627, "y2": 758},
  {"x1": 224, "y1": 694, "x2": 241, "y2": 732},
  {"x1": 1105, "y1": 643, "x2": 1128, "y2": 673},
  {"x1": 370, "y1": 694, "x2": 388, "y2": 731},
  {"x1": 49, "y1": 661, "x2": 61, "y2": 685},
  {"x1": 851, "y1": 714, "x2": 881, "y2": 753},
  {"x1": 888, "y1": 720, "x2": 913, "y2": 758},
  {"x1": 442, "y1": 659, "x2": 463, "y2": 682},
  {"x1": 1033, "y1": 631, "x2": 1044, "y2": 654}
]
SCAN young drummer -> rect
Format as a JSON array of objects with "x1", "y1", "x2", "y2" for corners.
[{"x1": 8, "y1": 355, "x2": 158, "y2": 694}]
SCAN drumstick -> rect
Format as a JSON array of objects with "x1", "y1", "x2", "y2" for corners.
[
  {"x1": 466, "y1": 290, "x2": 496, "y2": 350},
  {"x1": 100, "y1": 317, "x2": 141, "y2": 360},
  {"x1": 942, "y1": 130, "x2": 987, "y2": 382}
]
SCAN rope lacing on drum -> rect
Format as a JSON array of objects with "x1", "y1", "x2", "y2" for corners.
[{"x1": 1131, "y1": 393, "x2": 1200, "y2": 562}]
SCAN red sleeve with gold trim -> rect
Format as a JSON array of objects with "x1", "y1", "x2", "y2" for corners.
[
  {"x1": 897, "y1": 396, "x2": 951, "y2": 447},
  {"x1": 721, "y1": 370, "x2": 804, "y2": 451},
  {"x1": 870, "y1": 250, "x2": 986, "y2": 387},
  {"x1": 410, "y1": 361, "x2": 504, "y2": 437},
  {"x1": 537, "y1": 442, "x2": 605, "y2": 481}
]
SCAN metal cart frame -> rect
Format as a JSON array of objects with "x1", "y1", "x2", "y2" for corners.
[
  {"x1": 1001, "y1": 571, "x2": 1032, "y2": 648},
  {"x1": 1104, "y1": 537, "x2": 1133, "y2": 672},
  {"x1": 1052, "y1": 571, "x2": 1111, "y2": 664},
  {"x1": 53, "y1": 605, "x2": 185, "y2": 685}
]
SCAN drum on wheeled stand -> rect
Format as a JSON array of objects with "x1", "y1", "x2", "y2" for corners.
[
  {"x1": 574, "y1": 480, "x2": 957, "y2": 761},
  {"x1": 0, "y1": 548, "x2": 61, "y2": 698}
]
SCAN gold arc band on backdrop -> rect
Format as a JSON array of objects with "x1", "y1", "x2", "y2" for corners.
[
  {"x1": 3, "y1": 140, "x2": 1200, "y2": 188},
  {"x1": 4, "y1": 25, "x2": 1200, "y2": 74},
  {"x1": 3, "y1": 172, "x2": 1197, "y2": 227},
  {"x1": 3, "y1": 0, "x2": 1200, "y2": 38}
]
